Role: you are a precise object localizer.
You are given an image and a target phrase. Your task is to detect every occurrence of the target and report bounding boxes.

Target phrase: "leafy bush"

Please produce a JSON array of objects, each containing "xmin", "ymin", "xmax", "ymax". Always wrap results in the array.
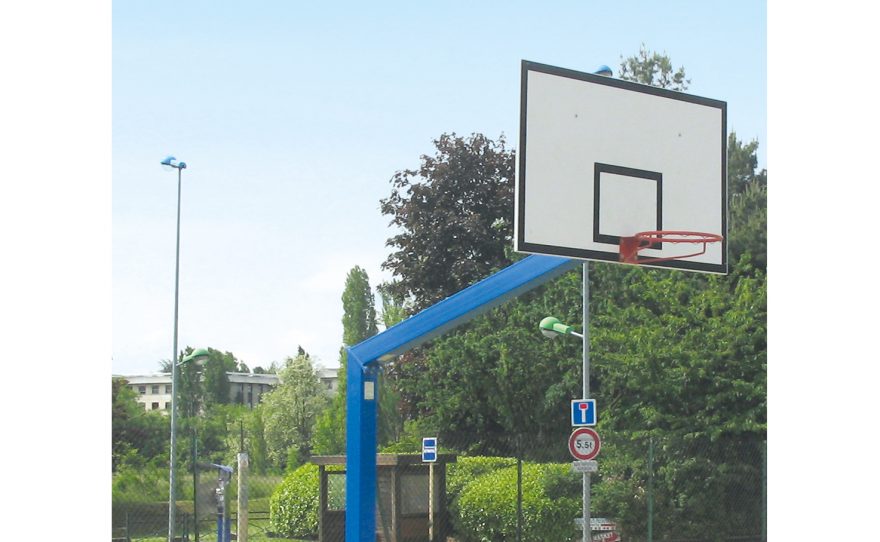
[
  {"xmin": 269, "ymin": 463, "xmax": 345, "ymax": 537},
  {"xmin": 269, "ymin": 463, "xmax": 320, "ymax": 538},
  {"xmin": 447, "ymin": 456, "xmax": 517, "ymax": 501},
  {"xmin": 456, "ymin": 462, "xmax": 579, "ymax": 542},
  {"xmin": 112, "ymin": 464, "xmax": 169, "ymax": 504}
]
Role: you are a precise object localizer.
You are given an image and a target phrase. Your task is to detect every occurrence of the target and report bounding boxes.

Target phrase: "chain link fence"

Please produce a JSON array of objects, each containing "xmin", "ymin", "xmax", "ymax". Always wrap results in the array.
[
  {"xmin": 112, "ymin": 410, "xmax": 765, "ymax": 542},
  {"xmin": 382, "ymin": 401, "xmax": 767, "ymax": 542},
  {"xmin": 114, "ymin": 342, "xmax": 765, "ymax": 542}
]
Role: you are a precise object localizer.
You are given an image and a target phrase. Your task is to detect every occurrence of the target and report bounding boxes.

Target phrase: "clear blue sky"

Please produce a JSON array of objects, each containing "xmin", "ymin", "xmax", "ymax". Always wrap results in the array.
[{"xmin": 112, "ymin": 1, "xmax": 766, "ymax": 374}]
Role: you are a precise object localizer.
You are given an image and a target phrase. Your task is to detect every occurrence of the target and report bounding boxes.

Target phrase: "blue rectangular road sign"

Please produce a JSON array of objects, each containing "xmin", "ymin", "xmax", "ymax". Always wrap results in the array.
[
  {"xmin": 422, "ymin": 437, "xmax": 438, "ymax": 463},
  {"xmin": 571, "ymin": 399, "xmax": 597, "ymax": 426}
]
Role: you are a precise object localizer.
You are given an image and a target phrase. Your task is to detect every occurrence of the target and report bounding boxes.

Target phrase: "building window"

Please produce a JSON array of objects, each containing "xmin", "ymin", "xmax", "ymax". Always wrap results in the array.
[
  {"xmin": 165, "ymin": 385, "xmax": 172, "ymax": 394},
  {"xmin": 151, "ymin": 402, "xmax": 160, "ymax": 410},
  {"xmin": 151, "ymin": 385, "xmax": 159, "ymax": 394},
  {"xmin": 165, "ymin": 402, "xmax": 171, "ymax": 410},
  {"xmin": 138, "ymin": 386, "xmax": 146, "ymax": 395}
]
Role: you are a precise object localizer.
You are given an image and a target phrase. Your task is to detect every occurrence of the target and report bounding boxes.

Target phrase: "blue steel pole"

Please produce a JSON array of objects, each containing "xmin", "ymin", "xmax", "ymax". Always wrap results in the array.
[{"xmin": 345, "ymin": 351, "xmax": 378, "ymax": 541}]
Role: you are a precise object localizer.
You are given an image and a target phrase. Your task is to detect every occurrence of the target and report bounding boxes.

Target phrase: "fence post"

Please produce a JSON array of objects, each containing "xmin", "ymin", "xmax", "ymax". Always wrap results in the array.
[
  {"xmin": 647, "ymin": 436, "xmax": 654, "ymax": 542},
  {"xmin": 762, "ymin": 440, "xmax": 767, "ymax": 542},
  {"xmin": 238, "ymin": 452, "xmax": 249, "ymax": 542},
  {"xmin": 192, "ymin": 431, "xmax": 199, "ymax": 542},
  {"xmin": 516, "ymin": 453, "xmax": 523, "ymax": 542}
]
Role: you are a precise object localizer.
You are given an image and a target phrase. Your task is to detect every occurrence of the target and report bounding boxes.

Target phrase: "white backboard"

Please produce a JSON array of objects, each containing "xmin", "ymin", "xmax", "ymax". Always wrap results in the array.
[{"xmin": 515, "ymin": 61, "xmax": 728, "ymax": 274}]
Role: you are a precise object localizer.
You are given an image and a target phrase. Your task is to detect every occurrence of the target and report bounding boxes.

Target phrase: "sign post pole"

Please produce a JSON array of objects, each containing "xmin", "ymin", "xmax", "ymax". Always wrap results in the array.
[{"xmin": 582, "ymin": 262, "xmax": 590, "ymax": 542}]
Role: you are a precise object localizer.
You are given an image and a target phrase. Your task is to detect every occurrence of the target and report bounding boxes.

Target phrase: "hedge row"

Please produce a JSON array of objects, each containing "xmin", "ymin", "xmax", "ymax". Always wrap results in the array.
[{"xmin": 268, "ymin": 456, "xmax": 580, "ymax": 540}]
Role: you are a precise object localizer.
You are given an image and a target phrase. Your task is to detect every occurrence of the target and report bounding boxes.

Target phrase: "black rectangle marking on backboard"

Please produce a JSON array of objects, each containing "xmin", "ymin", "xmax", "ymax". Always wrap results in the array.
[{"xmin": 593, "ymin": 163, "xmax": 663, "ymax": 246}]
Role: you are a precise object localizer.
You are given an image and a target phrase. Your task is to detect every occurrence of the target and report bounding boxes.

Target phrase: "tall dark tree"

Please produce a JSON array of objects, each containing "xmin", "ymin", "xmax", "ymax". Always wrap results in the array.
[
  {"xmin": 202, "ymin": 348, "xmax": 239, "ymax": 406},
  {"xmin": 341, "ymin": 266, "xmax": 378, "ymax": 346},
  {"xmin": 380, "ymin": 132, "xmax": 515, "ymax": 312}
]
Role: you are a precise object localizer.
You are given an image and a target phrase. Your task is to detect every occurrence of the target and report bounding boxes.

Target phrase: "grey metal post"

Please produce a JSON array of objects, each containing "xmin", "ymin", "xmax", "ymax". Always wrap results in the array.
[
  {"xmin": 238, "ymin": 452, "xmax": 249, "ymax": 542},
  {"xmin": 582, "ymin": 262, "xmax": 590, "ymax": 542},
  {"xmin": 647, "ymin": 436, "xmax": 653, "ymax": 542},
  {"xmin": 762, "ymin": 440, "xmax": 767, "ymax": 542},
  {"xmin": 193, "ymin": 430, "xmax": 199, "ymax": 542},
  {"xmin": 168, "ymin": 166, "xmax": 183, "ymax": 542}
]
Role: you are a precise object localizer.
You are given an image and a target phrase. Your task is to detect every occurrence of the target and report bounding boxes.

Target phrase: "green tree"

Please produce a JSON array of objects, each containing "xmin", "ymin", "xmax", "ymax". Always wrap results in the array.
[
  {"xmin": 727, "ymin": 132, "xmax": 767, "ymax": 196},
  {"xmin": 202, "ymin": 348, "xmax": 239, "ymax": 406},
  {"xmin": 313, "ymin": 266, "xmax": 381, "ymax": 454},
  {"xmin": 393, "ymin": 271, "xmax": 583, "ymax": 460},
  {"xmin": 380, "ymin": 132, "xmax": 516, "ymax": 312},
  {"xmin": 618, "ymin": 43, "xmax": 690, "ymax": 90},
  {"xmin": 158, "ymin": 346, "xmax": 242, "ymax": 412},
  {"xmin": 261, "ymin": 349, "xmax": 330, "ymax": 470},
  {"xmin": 112, "ymin": 377, "xmax": 169, "ymax": 470},
  {"xmin": 341, "ymin": 266, "xmax": 378, "ymax": 345},
  {"xmin": 590, "ymin": 260, "xmax": 766, "ymax": 539},
  {"xmin": 248, "ymin": 406, "xmax": 269, "ymax": 474},
  {"xmin": 727, "ymin": 132, "xmax": 767, "ymax": 271}
]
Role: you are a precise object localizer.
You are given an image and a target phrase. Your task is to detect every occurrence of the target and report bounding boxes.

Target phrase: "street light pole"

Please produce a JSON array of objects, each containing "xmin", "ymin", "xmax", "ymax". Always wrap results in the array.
[
  {"xmin": 538, "ymin": 262, "xmax": 592, "ymax": 542},
  {"xmin": 162, "ymin": 155, "xmax": 188, "ymax": 542},
  {"xmin": 581, "ymin": 262, "xmax": 590, "ymax": 542},
  {"xmin": 541, "ymin": 65, "xmax": 609, "ymax": 542}
]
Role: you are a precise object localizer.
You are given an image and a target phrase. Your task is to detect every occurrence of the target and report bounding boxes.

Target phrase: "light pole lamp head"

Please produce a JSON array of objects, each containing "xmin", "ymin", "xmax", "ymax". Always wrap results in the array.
[
  {"xmin": 160, "ymin": 155, "xmax": 186, "ymax": 170},
  {"xmin": 539, "ymin": 316, "xmax": 576, "ymax": 339},
  {"xmin": 179, "ymin": 347, "xmax": 210, "ymax": 368}
]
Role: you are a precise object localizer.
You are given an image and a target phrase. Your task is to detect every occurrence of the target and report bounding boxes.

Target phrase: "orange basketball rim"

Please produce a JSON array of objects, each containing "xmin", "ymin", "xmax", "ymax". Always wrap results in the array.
[{"xmin": 619, "ymin": 230, "xmax": 724, "ymax": 265}]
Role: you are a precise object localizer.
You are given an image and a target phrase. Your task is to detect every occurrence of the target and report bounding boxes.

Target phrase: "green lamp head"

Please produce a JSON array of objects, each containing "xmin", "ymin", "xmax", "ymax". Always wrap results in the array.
[
  {"xmin": 539, "ymin": 316, "xmax": 575, "ymax": 339},
  {"xmin": 180, "ymin": 347, "xmax": 210, "ymax": 367}
]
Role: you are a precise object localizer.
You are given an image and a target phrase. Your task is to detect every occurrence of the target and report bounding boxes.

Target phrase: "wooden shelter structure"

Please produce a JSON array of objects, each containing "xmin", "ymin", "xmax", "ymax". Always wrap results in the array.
[{"xmin": 312, "ymin": 454, "xmax": 457, "ymax": 542}]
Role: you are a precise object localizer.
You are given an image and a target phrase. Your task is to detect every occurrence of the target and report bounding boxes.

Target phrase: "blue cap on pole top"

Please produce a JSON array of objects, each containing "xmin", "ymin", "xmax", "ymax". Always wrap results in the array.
[{"xmin": 594, "ymin": 65, "xmax": 612, "ymax": 77}]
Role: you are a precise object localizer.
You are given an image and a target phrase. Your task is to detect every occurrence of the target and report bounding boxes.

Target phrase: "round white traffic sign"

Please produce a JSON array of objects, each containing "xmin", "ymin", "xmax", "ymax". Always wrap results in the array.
[{"xmin": 568, "ymin": 427, "xmax": 601, "ymax": 460}]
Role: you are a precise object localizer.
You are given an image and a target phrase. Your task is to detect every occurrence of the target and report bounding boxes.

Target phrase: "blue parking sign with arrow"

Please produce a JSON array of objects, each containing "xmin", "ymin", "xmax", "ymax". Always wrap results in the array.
[{"xmin": 571, "ymin": 399, "xmax": 597, "ymax": 426}]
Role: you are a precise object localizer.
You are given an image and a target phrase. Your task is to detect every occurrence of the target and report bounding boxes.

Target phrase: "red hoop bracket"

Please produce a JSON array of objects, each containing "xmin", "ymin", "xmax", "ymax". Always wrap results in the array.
[{"xmin": 619, "ymin": 230, "xmax": 723, "ymax": 264}]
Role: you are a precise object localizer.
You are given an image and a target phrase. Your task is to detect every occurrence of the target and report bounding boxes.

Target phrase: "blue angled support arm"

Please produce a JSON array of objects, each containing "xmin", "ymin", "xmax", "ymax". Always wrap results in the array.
[{"xmin": 344, "ymin": 254, "xmax": 578, "ymax": 541}]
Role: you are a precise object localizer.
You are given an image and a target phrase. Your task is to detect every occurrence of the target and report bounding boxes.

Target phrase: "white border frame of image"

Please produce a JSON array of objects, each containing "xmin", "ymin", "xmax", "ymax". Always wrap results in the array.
[{"xmin": 515, "ymin": 60, "xmax": 728, "ymax": 274}]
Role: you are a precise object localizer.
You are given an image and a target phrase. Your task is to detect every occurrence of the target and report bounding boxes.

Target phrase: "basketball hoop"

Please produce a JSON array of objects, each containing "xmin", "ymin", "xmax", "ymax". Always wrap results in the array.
[{"xmin": 619, "ymin": 231, "xmax": 723, "ymax": 265}]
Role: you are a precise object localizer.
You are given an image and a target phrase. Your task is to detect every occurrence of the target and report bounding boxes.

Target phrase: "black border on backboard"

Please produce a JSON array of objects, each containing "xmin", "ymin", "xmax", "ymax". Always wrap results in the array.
[
  {"xmin": 516, "ymin": 60, "xmax": 728, "ymax": 274},
  {"xmin": 593, "ymin": 163, "xmax": 663, "ymax": 246}
]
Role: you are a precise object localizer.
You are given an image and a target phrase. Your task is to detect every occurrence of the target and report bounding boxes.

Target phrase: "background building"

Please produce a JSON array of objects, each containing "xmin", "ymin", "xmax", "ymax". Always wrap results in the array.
[{"xmin": 116, "ymin": 368, "xmax": 339, "ymax": 411}]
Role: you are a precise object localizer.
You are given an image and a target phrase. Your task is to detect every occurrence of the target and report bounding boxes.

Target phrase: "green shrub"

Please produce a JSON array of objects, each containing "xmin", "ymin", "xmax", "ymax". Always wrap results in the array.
[
  {"xmin": 269, "ymin": 463, "xmax": 320, "ymax": 538},
  {"xmin": 447, "ymin": 456, "xmax": 517, "ymax": 500},
  {"xmin": 112, "ymin": 464, "xmax": 169, "ymax": 504},
  {"xmin": 456, "ymin": 463, "xmax": 579, "ymax": 542}
]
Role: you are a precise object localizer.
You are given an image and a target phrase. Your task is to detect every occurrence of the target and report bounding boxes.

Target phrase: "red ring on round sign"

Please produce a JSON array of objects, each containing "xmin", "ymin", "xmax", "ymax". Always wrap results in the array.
[{"xmin": 569, "ymin": 427, "xmax": 601, "ymax": 460}]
